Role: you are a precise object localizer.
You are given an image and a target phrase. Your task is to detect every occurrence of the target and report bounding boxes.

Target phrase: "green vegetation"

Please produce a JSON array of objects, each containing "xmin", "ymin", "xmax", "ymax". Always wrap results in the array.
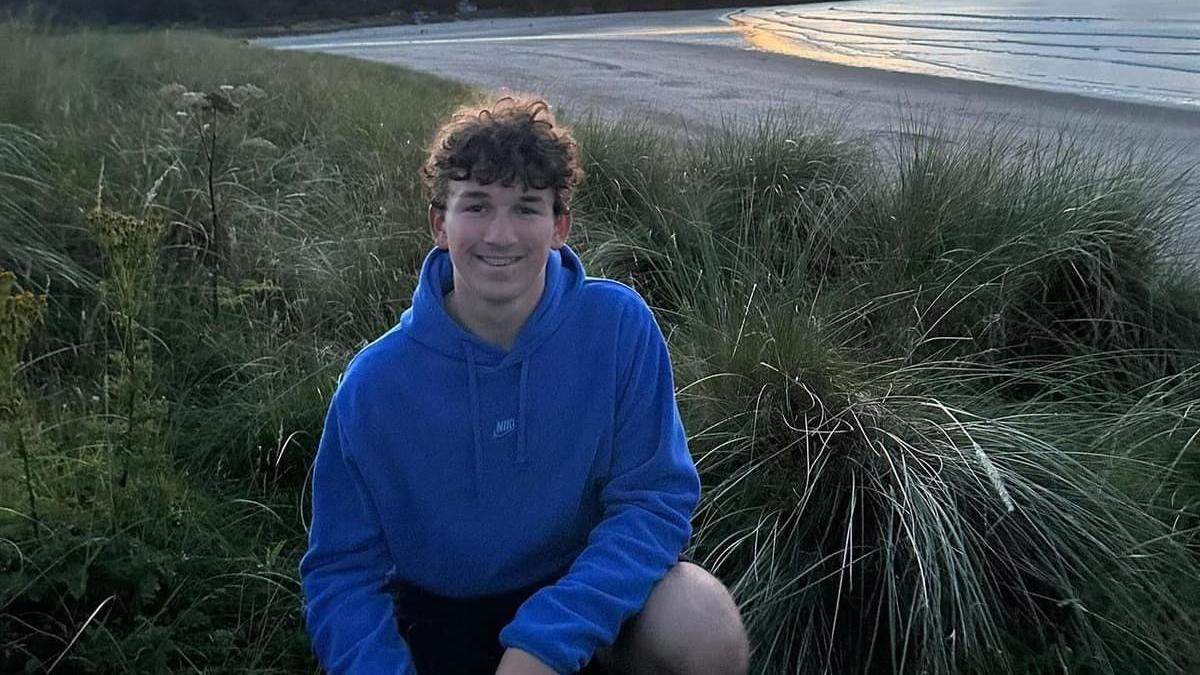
[{"xmin": 2, "ymin": 18, "xmax": 1199, "ymax": 675}]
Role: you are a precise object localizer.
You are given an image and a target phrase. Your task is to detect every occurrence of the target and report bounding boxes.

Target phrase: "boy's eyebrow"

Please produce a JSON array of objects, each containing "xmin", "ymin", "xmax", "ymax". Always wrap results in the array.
[{"xmin": 455, "ymin": 190, "xmax": 547, "ymax": 203}]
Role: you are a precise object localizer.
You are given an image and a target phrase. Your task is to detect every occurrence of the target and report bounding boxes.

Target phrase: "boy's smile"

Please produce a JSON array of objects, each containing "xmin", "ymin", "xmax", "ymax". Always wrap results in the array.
[{"xmin": 430, "ymin": 178, "xmax": 571, "ymax": 346}]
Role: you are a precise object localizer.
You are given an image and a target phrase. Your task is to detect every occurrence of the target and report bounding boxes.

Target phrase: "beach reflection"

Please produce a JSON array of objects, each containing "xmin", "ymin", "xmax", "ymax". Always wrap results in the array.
[{"xmin": 730, "ymin": 0, "xmax": 1200, "ymax": 110}]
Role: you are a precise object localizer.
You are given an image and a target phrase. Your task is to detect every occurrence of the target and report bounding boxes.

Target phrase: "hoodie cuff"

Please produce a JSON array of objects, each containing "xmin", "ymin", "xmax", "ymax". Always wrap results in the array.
[{"xmin": 498, "ymin": 627, "xmax": 578, "ymax": 675}]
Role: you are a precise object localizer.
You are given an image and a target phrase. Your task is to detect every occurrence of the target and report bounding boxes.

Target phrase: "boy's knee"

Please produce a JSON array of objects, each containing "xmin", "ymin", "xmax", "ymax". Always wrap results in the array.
[{"xmin": 622, "ymin": 562, "xmax": 750, "ymax": 675}]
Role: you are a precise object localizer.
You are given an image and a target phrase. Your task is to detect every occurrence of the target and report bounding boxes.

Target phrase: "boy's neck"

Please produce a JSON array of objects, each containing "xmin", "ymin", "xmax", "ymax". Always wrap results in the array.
[{"xmin": 443, "ymin": 282, "xmax": 543, "ymax": 352}]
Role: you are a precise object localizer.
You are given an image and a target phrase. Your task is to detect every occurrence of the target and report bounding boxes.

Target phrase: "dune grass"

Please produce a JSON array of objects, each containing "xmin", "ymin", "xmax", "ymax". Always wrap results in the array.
[{"xmin": 2, "ymin": 18, "xmax": 1199, "ymax": 674}]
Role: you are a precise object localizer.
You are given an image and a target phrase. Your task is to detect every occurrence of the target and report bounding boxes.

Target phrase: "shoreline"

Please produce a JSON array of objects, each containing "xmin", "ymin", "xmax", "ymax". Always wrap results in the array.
[
  {"xmin": 259, "ymin": 9, "xmax": 1200, "ymax": 203},
  {"xmin": 722, "ymin": 9, "xmax": 1200, "ymax": 116},
  {"xmin": 260, "ymin": 14, "xmax": 1200, "ymax": 144},
  {"xmin": 258, "ymin": 9, "xmax": 1200, "ymax": 125}
]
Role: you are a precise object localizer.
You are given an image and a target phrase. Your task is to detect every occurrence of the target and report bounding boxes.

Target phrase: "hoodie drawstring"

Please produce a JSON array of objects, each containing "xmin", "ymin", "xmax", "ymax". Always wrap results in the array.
[
  {"xmin": 464, "ymin": 342, "xmax": 484, "ymax": 499},
  {"xmin": 464, "ymin": 342, "xmax": 531, "ymax": 497},
  {"xmin": 517, "ymin": 360, "xmax": 529, "ymax": 465}
]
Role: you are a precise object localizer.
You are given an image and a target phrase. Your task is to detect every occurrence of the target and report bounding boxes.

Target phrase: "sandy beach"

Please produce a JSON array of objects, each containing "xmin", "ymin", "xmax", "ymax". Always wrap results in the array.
[{"xmin": 261, "ymin": 8, "xmax": 1200, "ymax": 199}]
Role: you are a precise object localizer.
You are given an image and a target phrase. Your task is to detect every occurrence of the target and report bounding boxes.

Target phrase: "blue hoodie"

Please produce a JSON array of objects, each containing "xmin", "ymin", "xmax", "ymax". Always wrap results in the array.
[{"xmin": 300, "ymin": 244, "xmax": 701, "ymax": 674}]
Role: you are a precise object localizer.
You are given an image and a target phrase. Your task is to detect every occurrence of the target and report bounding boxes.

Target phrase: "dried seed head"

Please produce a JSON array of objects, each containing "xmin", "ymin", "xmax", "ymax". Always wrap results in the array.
[
  {"xmin": 0, "ymin": 270, "xmax": 48, "ymax": 382},
  {"xmin": 233, "ymin": 83, "xmax": 267, "ymax": 101},
  {"xmin": 180, "ymin": 91, "xmax": 206, "ymax": 109},
  {"xmin": 203, "ymin": 91, "xmax": 240, "ymax": 116},
  {"xmin": 157, "ymin": 83, "xmax": 187, "ymax": 103}
]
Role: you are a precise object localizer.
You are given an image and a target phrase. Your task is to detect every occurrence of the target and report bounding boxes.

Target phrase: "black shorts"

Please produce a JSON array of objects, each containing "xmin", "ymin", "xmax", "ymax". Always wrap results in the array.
[{"xmin": 391, "ymin": 554, "xmax": 703, "ymax": 675}]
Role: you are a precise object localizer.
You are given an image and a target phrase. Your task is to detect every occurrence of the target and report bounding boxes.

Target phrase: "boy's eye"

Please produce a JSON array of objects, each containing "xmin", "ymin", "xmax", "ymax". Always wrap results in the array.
[{"xmin": 465, "ymin": 204, "xmax": 486, "ymax": 213}]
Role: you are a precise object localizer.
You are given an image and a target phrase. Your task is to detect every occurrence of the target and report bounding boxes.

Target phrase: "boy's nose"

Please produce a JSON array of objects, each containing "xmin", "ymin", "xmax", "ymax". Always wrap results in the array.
[{"xmin": 482, "ymin": 214, "xmax": 519, "ymax": 246}]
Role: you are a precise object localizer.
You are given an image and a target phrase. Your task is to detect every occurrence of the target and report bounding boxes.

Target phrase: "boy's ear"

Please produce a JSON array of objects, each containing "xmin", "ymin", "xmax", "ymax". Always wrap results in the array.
[
  {"xmin": 551, "ymin": 211, "xmax": 572, "ymax": 249},
  {"xmin": 429, "ymin": 205, "xmax": 448, "ymax": 249}
]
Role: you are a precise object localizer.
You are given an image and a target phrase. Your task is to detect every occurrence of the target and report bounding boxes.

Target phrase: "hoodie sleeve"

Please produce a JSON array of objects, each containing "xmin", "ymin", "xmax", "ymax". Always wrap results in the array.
[
  {"xmin": 300, "ymin": 394, "xmax": 416, "ymax": 674},
  {"xmin": 498, "ymin": 297, "xmax": 701, "ymax": 673}
]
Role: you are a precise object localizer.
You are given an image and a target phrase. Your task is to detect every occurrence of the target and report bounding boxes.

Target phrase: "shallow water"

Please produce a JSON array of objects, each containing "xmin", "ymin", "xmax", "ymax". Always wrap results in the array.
[{"xmin": 733, "ymin": 0, "xmax": 1200, "ymax": 110}]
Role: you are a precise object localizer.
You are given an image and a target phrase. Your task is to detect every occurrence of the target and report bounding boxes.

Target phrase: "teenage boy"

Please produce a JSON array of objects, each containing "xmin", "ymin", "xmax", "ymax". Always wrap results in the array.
[{"xmin": 300, "ymin": 96, "xmax": 750, "ymax": 675}]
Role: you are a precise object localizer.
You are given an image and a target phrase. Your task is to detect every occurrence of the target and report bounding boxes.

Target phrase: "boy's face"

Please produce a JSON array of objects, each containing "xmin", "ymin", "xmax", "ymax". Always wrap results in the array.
[{"xmin": 430, "ymin": 178, "xmax": 571, "ymax": 315}]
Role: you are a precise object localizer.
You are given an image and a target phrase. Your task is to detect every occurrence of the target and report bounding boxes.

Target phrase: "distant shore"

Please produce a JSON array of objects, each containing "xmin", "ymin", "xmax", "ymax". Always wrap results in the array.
[
  {"xmin": 260, "ymin": 9, "xmax": 1200, "ymax": 148},
  {"xmin": 261, "ymin": 8, "xmax": 1200, "ymax": 248}
]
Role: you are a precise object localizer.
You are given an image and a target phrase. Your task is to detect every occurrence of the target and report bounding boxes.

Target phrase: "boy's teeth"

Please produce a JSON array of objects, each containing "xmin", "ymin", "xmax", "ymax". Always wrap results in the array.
[{"xmin": 481, "ymin": 256, "xmax": 518, "ymax": 266}]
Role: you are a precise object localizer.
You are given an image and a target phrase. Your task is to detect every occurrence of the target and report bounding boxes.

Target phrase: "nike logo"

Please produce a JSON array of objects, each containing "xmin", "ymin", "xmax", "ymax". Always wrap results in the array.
[{"xmin": 493, "ymin": 418, "xmax": 516, "ymax": 439}]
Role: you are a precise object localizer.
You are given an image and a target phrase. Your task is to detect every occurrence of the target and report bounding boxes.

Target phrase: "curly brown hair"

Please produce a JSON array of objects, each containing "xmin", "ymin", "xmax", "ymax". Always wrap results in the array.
[{"xmin": 421, "ymin": 95, "xmax": 585, "ymax": 215}]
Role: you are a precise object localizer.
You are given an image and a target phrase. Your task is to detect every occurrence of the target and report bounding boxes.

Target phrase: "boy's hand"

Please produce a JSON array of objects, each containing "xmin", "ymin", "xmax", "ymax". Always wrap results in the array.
[{"xmin": 494, "ymin": 647, "xmax": 557, "ymax": 675}]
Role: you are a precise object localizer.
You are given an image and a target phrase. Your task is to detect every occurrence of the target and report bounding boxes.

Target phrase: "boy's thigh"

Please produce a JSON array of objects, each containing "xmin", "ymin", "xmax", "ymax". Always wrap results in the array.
[
  {"xmin": 394, "ymin": 581, "xmax": 518, "ymax": 674},
  {"xmin": 395, "ymin": 554, "xmax": 705, "ymax": 674},
  {"xmin": 398, "ymin": 598, "xmax": 616, "ymax": 675},
  {"xmin": 402, "ymin": 613, "xmax": 507, "ymax": 673}
]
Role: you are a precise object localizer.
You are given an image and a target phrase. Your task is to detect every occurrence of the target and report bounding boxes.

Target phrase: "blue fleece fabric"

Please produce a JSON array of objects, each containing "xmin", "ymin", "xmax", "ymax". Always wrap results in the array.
[{"xmin": 300, "ymin": 245, "xmax": 701, "ymax": 674}]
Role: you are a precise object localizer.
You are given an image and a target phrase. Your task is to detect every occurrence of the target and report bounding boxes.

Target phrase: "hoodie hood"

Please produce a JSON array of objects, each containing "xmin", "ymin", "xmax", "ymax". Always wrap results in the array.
[{"xmin": 397, "ymin": 245, "xmax": 586, "ymax": 496}]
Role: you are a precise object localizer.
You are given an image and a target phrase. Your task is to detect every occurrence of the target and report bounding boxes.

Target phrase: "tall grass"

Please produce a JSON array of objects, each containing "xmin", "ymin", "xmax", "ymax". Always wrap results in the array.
[
  {"xmin": 577, "ymin": 108, "xmax": 1200, "ymax": 673},
  {"xmin": 2, "ymin": 18, "xmax": 1199, "ymax": 675},
  {"xmin": 0, "ymin": 19, "xmax": 468, "ymax": 673},
  {"xmin": 671, "ymin": 281, "xmax": 1199, "ymax": 673}
]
